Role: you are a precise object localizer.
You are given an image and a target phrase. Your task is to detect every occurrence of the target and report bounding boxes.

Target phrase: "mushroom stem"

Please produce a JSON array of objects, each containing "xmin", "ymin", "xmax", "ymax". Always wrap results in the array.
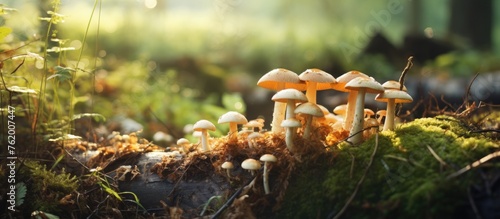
[
  {"xmin": 271, "ymin": 102, "xmax": 286, "ymax": 133},
  {"xmin": 344, "ymin": 91, "xmax": 358, "ymax": 131},
  {"xmin": 383, "ymin": 99, "xmax": 396, "ymax": 131},
  {"xmin": 303, "ymin": 115, "xmax": 313, "ymax": 140},
  {"xmin": 305, "ymin": 81, "xmax": 318, "ymax": 104},
  {"xmin": 348, "ymin": 89, "xmax": 366, "ymax": 144},
  {"xmin": 200, "ymin": 130, "xmax": 209, "ymax": 152},
  {"xmin": 228, "ymin": 123, "xmax": 238, "ymax": 140},
  {"xmin": 226, "ymin": 169, "xmax": 231, "ymax": 178},
  {"xmin": 263, "ymin": 162, "xmax": 271, "ymax": 194},
  {"xmin": 285, "ymin": 127, "xmax": 296, "ymax": 151}
]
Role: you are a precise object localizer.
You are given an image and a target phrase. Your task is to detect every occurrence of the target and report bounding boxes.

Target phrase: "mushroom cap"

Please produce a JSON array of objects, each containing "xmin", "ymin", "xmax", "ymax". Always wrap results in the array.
[
  {"xmin": 316, "ymin": 104, "xmax": 330, "ymax": 116},
  {"xmin": 245, "ymin": 120, "xmax": 264, "ymax": 129},
  {"xmin": 193, "ymin": 120, "xmax": 216, "ymax": 132},
  {"xmin": 218, "ymin": 111, "xmax": 248, "ymax": 125},
  {"xmin": 345, "ymin": 77, "xmax": 384, "ymax": 94},
  {"xmin": 176, "ymin": 138, "xmax": 190, "ymax": 146},
  {"xmin": 333, "ymin": 104, "xmax": 347, "ymax": 115},
  {"xmin": 382, "ymin": 80, "xmax": 407, "ymax": 91},
  {"xmin": 221, "ymin": 161, "xmax": 234, "ymax": 169},
  {"xmin": 281, "ymin": 118, "xmax": 302, "ymax": 128},
  {"xmin": 257, "ymin": 68, "xmax": 306, "ymax": 91},
  {"xmin": 272, "ymin": 88, "xmax": 308, "ymax": 103},
  {"xmin": 298, "ymin": 68, "xmax": 336, "ymax": 90},
  {"xmin": 376, "ymin": 110, "xmax": 387, "ymax": 116},
  {"xmin": 295, "ymin": 102, "xmax": 324, "ymax": 117},
  {"xmin": 364, "ymin": 108, "xmax": 375, "ymax": 117},
  {"xmin": 331, "ymin": 70, "xmax": 369, "ymax": 92},
  {"xmin": 241, "ymin": 158, "xmax": 261, "ymax": 170},
  {"xmin": 375, "ymin": 90, "xmax": 413, "ymax": 103},
  {"xmin": 260, "ymin": 154, "xmax": 277, "ymax": 162}
]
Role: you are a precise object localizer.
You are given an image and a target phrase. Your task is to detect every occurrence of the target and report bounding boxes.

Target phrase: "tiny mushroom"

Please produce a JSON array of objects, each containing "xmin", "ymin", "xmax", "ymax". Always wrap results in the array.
[
  {"xmin": 298, "ymin": 68, "xmax": 336, "ymax": 104},
  {"xmin": 245, "ymin": 119, "xmax": 265, "ymax": 132},
  {"xmin": 241, "ymin": 158, "xmax": 262, "ymax": 176},
  {"xmin": 363, "ymin": 118, "xmax": 380, "ymax": 138},
  {"xmin": 247, "ymin": 132, "xmax": 263, "ymax": 148},
  {"xmin": 281, "ymin": 118, "xmax": 302, "ymax": 152},
  {"xmin": 192, "ymin": 120, "xmax": 216, "ymax": 152},
  {"xmin": 260, "ymin": 154, "xmax": 278, "ymax": 194},
  {"xmin": 344, "ymin": 77, "xmax": 384, "ymax": 144},
  {"xmin": 257, "ymin": 68, "xmax": 306, "ymax": 134},
  {"xmin": 375, "ymin": 89, "xmax": 413, "ymax": 131},
  {"xmin": 364, "ymin": 108, "xmax": 375, "ymax": 120},
  {"xmin": 376, "ymin": 110, "xmax": 387, "ymax": 124},
  {"xmin": 331, "ymin": 71, "xmax": 370, "ymax": 131},
  {"xmin": 221, "ymin": 161, "xmax": 234, "ymax": 178},
  {"xmin": 294, "ymin": 102, "xmax": 324, "ymax": 140},
  {"xmin": 176, "ymin": 138, "xmax": 191, "ymax": 152},
  {"xmin": 218, "ymin": 111, "xmax": 248, "ymax": 141}
]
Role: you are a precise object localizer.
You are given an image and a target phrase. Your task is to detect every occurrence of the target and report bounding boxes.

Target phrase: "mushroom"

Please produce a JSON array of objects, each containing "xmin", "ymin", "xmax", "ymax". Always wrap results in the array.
[
  {"xmin": 192, "ymin": 120, "xmax": 216, "ymax": 152},
  {"xmin": 298, "ymin": 68, "xmax": 336, "ymax": 104},
  {"xmin": 271, "ymin": 88, "xmax": 308, "ymax": 120},
  {"xmin": 364, "ymin": 108, "xmax": 375, "ymax": 120},
  {"xmin": 376, "ymin": 110, "xmax": 387, "ymax": 124},
  {"xmin": 221, "ymin": 161, "xmax": 234, "ymax": 178},
  {"xmin": 281, "ymin": 118, "xmax": 302, "ymax": 152},
  {"xmin": 344, "ymin": 77, "xmax": 384, "ymax": 144},
  {"xmin": 257, "ymin": 68, "xmax": 306, "ymax": 134},
  {"xmin": 241, "ymin": 158, "xmax": 261, "ymax": 176},
  {"xmin": 176, "ymin": 138, "xmax": 191, "ymax": 152},
  {"xmin": 244, "ymin": 119, "xmax": 265, "ymax": 133},
  {"xmin": 331, "ymin": 71, "xmax": 369, "ymax": 131},
  {"xmin": 375, "ymin": 89, "xmax": 413, "ymax": 131},
  {"xmin": 218, "ymin": 111, "xmax": 248, "ymax": 142},
  {"xmin": 260, "ymin": 154, "xmax": 277, "ymax": 194},
  {"xmin": 294, "ymin": 102, "xmax": 324, "ymax": 140}
]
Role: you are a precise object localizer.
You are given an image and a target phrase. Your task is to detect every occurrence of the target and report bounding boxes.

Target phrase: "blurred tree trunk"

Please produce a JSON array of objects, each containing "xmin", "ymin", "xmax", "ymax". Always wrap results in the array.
[
  {"xmin": 449, "ymin": 0, "xmax": 492, "ymax": 50},
  {"xmin": 407, "ymin": 0, "xmax": 421, "ymax": 35}
]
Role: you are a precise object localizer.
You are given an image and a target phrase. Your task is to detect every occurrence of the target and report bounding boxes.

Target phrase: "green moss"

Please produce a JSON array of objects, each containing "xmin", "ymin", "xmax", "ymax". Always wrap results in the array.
[
  {"xmin": 23, "ymin": 161, "xmax": 78, "ymax": 212},
  {"xmin": 276, "ymin": 116, "xmax": 498, "ymax": 218}
]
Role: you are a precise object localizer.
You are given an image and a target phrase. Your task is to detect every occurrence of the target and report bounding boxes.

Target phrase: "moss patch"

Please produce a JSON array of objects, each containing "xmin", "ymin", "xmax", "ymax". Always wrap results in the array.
[{"xmin": 277, "ymin": 115, "xmax": 499, "ymax": 218}]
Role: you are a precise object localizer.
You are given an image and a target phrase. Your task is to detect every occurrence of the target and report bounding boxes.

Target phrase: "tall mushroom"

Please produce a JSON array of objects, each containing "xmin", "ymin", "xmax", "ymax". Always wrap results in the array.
[
  {"xmin": 257, "ymin": 68, "xmax": 306, "ymax": 134},
  {"xmin": 298, "ymin": 68, "xmax": 336, "ymax": 104},
  {"xmin": 344, "ymin": 77, "xmax": 384, "ymax": 144},
  {"xmin": 218, "ymin": 111, "xmax": 248, "ymax": 142},
  {"xmin": 260, "ymin": 154, "xmax": 277, "ymax": 195},
  {"xmin": 192, "ymin": 120, "xmax": 216, "ymax": 152},
  {"xmin": 294, "ymin": 102, "xmax": 324, "ymax": 140},
  {"xmin": 331, "ymin": 71, "xmax": 369, "ymax": 131},
  {"xmin": 375, "ymin": 89, "xmax": 413, "ymax": 131},
  {"xmin": 271, "ymin": 88, "xmax": 308, "ymax": 120}
]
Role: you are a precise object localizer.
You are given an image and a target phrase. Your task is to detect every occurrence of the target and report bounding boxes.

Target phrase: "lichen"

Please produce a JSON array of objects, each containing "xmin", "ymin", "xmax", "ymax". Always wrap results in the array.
[{"xmin": 276, "ymin": 115, "xmax": 499, "ymax": 218}]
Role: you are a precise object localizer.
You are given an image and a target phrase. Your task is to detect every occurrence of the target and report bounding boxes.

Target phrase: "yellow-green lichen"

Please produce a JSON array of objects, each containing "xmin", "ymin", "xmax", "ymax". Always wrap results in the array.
[{"xmin": 276, "ymin": 116, "xmax": 498, "ymax": 218}]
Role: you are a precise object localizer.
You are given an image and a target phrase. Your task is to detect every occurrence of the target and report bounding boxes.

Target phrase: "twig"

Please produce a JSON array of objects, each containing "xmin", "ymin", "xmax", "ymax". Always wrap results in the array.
[
  {"xmin": 467, "ymin": 187, "xmax": 482, "ymax": 219},
  {"xmin": 446, "ymin": 150, "xmax": 500, "ymax": 180},
  {"xmin": 210, "ymin": 175, "xmax": 257, "ymax": 219},
  {"xmin": 398, "ymin": 56, "xmax": 413, "ymax": 91},
  {"xmin": 332, "ymin": 132, "xmax": 379, "ymax": 219},
  {"xmin": 426, "ymin": 145, "xmax": 448, "ymax": 167}
]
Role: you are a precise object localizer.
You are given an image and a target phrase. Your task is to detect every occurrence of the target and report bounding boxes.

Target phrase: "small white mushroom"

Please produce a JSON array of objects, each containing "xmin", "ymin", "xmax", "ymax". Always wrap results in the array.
[
  {"xmin": 247, "ymin": 132, "xmax": 263, "ymax": 148},
  {"xmin": 192, "ymin": 120, "xmax": 216, "ymax": 152},
  {"xmin": 298, "ymin": 68, "xmax": 336, "ymax": 104},
  {"xmin": 176, "ymin": 138, "xmax": 191, "ymax": 152},
  {"xmin": 260, "ymin": 154, "xmax": 277, "ymax": 195},
  {"xmin": 221, "ymin": 161, "xmax": 234, "ymax": 178},
  {"xmin": 375, "ymin": 89, "xmax": 413, "ymax": 131},
  {"xmin": 281, "ymin": 118, "xmax": 302, "ymax": 152},
  {"xmin": 218, "ymin": 111, "xmax": 248, "ymax": 142},
  {"xmin": 241, "ymin": 158, "xmax": 261, "ymax": 176},
  {"xmin": 331, "ymin": 71, "xmax": 369, "ymax": 131},
  {"xmin": 294, "ymin": 102, "xmax": 324, "ymax": 140}
]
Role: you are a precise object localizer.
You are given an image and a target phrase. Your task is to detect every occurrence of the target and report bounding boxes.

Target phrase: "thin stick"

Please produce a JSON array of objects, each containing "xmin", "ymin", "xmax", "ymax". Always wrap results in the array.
[
  {"xmin": 446, "ymin": 150, "xmax": 500, "ymax": 180},
  {"xmin": 426, "ymin": 145, "xmax": 448, "ymax": 167},
  {"xmin": 333, "ymin": 132, "xmax": 379, "ymax": 219},
  {"xmin": 398, "ymin": 56, "xmax": 413, "ymax": 91}
]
